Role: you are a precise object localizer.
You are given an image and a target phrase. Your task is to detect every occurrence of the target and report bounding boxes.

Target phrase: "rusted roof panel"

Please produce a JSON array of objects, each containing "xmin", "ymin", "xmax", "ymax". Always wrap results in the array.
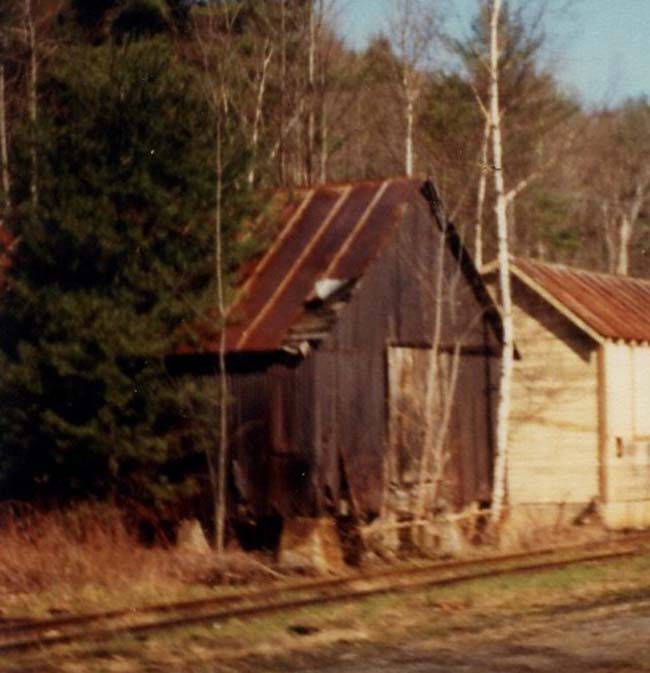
[
  {"xmin": 217, "ymin": 178, "xmax": 423, "ymax": 352},
  {"xmin": 513, "ymin": 257, "xmax": 650, "ymax": 342},
  {"xmin": 225, "ymin": 186, "xmax": 341, "ymax": 349},
  {"xmin": 330, "ymin": 180, "xmax": 417, "ymax": 279}
]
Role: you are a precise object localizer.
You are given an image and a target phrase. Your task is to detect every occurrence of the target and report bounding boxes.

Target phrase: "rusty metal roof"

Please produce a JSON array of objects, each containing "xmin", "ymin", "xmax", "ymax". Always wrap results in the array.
[
  {"xmin": 512, "ymin": 257, "xmax": 650, "ymax": 343},
  {"xmin": 209, "ymin": 178, "xmax": 425, "ymax": 352}
]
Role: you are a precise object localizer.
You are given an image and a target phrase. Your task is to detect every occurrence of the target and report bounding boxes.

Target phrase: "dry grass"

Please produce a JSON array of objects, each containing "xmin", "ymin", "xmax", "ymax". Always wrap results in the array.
[
  {"xmin": 0, "ymin": 504, "xmax": 167, "ymax": 594},
  {"xmin": 0, "ymin": 503, "xmax": 280, "ymax": 616}
]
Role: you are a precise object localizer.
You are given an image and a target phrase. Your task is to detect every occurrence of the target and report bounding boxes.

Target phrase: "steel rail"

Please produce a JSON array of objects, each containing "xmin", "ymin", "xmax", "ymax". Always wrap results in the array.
[
  {"xmin": 1, "ymin": 536, "xmax": 649, "ymax": 654},
  {"xmin": 0, "ymin": 547, "xmax": 557, "ymax": 637},
  {"xmin": 5, "ymin": 530, "xmax": 650, "ymax": 640}
]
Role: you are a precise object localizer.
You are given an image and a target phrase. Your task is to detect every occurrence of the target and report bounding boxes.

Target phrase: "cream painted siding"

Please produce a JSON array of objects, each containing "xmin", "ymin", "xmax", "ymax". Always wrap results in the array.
[
  {"xmin": 602, "ymin": 342, "xmax": 650, "ymax": 521},
  {"xmin": 507, "ymin": 281, "xmax": 600, "ymax": 505},
  {"xmin": 633, "ymin": 347, "xmax": 650, "ymax": 437}
]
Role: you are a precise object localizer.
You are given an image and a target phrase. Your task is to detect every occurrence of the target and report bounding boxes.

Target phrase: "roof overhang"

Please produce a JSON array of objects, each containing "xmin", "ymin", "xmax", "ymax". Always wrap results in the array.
[{"xmin": 482, "ymin": 258, "xmax": 606, "ymax": 346}]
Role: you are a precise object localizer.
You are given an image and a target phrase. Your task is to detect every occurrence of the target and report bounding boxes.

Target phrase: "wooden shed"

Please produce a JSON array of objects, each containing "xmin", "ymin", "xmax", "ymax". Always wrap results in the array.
[
  {"xmin": 182, "ymin": 178, "xmax": 501, "ymax": 546},
  {"xmin": 484, "ymin": 258, "xmax": 650, "ymax": 530}
]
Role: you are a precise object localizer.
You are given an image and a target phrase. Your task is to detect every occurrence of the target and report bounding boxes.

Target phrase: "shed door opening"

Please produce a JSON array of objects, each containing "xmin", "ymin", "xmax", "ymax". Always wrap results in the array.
[
  {"xmin": 387, "ymin": 346, "xmax": 495, "ymax": 512},
  {"xmin": 386, "ymin": 346, "xmax": 456, "ymax": 511}
]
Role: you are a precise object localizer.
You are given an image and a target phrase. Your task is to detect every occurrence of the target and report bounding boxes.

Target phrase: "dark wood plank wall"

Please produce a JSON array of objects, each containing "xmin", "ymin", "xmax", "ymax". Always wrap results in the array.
[{"xmin": 228, "ymin": 197, "xmax": 498, "ymax": 521}]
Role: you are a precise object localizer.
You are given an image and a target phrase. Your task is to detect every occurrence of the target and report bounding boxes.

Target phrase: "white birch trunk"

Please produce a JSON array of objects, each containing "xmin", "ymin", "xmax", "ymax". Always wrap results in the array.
[
  {"xmin": 488, "ymin": 0, "xmax": 513, "ymax": 524},
  {"xmin": 247, "ymin": 43, "xmax": 273, "ymax": 186},
  {"xmin": 413, "ymin": 211, "xmax": 447, "ymax": 522},
  {"xmin": 411, "ymin": 184, "xmax": 464, "ymax": 533}
]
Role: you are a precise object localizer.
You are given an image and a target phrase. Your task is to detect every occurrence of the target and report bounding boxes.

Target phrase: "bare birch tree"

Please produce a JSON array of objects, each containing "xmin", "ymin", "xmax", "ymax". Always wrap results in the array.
[
  {"xmin": 247, "ymin": 39, "xmax": 274, "ymax": 185},
  {"xmin": 474, "ymin": 106, "xmax": 491, "ymax": 268},
  {"xmin": 457, "ymin": 0, "xmax": 576, "ymax": 265},
  {"xmin": 386, "ymin": 0, "xmax": 440, "ymax": 177},
  {"xmin": 412, "ymin": 182, "xmax": 465, "ymax": 532},
  {"xmin": 372, "ymin": 180, "xmax": 491, "ymax": 554},
  {"xmin": 486, "ymin": 0, "xmax": 513, "ymax": 524}
]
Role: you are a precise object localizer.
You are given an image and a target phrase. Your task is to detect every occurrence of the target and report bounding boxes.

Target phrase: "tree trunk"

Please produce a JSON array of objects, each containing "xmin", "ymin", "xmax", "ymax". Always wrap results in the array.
[
  {"xmin": 0, "ymin": 63, "xmax": 10, "ymax": 214},
  {"xmin": 320, "ymin": 88, "xmax": 328, "ymax": 183},
  {"xmin": 413, "ymin": 200, "xmax": 447, "ymax": 523},
  {"xmin": 616, "ymin": 214, "xmax": 631, "ymax": 275},
  {"xmin": 475, "ymin": 116, "xmax": 490, "ymax": 269},
  {"xmin": 306, "ymin": 2, "xmax": 316, "ymax": 185},
  {"xmin": 405, "ymin": 88, "xmax": 415, "ymax": 177},
  {"xmin": 279, "ymin": 0, "xmax": 286, "ymax": 185},
  {"xmin": 214, "ymin": 119, "xmax": 228, "ymax": 553},
  {"xmin": 616, "ymin": 182, "xmax": 646, "ymax": 275},
  {"xmin": 488, "ymin": 0, "xmax": 513, "ymax": 525},
  {"xmin": 600, "ymin": 202, "xmax": 617, "ymax": 273},
  {"xmin": 411, "ymin": 182, "xmax": 463, "ymax": 538},
  {"xmin": 25, "ymin": 0, "xmax": 38, "ymax": 208},
  {"xmin": 248, "ymin": 42, "xmax": 273, "ymax": 186}
]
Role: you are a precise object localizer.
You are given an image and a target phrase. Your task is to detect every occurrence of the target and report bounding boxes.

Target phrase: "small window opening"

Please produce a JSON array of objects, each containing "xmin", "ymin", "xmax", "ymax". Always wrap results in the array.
[{"xmin": 616, "ymin": 436, "xmax": 624, "ymax": 458}]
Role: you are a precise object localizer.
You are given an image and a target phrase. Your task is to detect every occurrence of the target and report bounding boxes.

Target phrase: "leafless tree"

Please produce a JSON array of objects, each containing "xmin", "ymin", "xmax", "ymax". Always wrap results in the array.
[
  {"xmin": 385, "ymin": 0, "xmax": 441, "ymax": 177},
  {"xmin": 459, "ymin": 0, "xmax": 575, "ymax": 266},
  {"xmin": 486, "ymin": 0, "xmax": 512, "ymax": 525},
  {"xmin": 582, "ymin": 103, "xmax": 650, "ymax": 275},
  {"xmin": 191, "ymin": 2, "xmax": 242, "ymax": 552}
]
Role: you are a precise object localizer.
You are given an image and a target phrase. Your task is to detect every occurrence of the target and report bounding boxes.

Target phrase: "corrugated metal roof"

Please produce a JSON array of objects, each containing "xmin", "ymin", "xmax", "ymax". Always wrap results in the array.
[
  {"xmin": 512, "ymin": 257, "xmax": 650, "ymax": 343},
  {"xmin": 211, "ymin": 178, "xmax": 425, "ymax": 352}
]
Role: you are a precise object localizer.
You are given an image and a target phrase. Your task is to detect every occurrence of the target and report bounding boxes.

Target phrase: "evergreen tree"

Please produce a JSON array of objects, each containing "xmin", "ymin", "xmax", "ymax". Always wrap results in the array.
[
  {"xmin": 63, "ymin": 0, "xmax": 191, "ymax": 43},
  {"xmin": 0, "ymin": 39, "xmax": 254, "ymax": 511}
]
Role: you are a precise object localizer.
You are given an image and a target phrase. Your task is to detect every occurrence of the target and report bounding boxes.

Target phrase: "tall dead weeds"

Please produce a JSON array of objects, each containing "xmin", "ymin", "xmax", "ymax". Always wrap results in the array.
[
  {"xmin": 0, "ymin": 504, "xmax": 280, "ymax": 606},
  {"xmin": 0, "ymin": 503, "xmax": 175, "ymax": 596}
]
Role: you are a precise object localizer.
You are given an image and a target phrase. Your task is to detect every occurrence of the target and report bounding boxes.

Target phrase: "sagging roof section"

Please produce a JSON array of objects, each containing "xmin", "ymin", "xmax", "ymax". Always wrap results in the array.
[
  {"xmin": 220, "ymin": 178, "xmax": 423, "ymax": 352},
  {"xmin": 512, "ymin": 257, "xmax": 650, "ymax": 343}
]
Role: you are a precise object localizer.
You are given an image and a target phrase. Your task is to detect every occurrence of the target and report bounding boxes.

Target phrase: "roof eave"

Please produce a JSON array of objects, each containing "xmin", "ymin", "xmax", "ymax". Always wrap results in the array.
[{"xmin": 509, "ymin": 264, "xmax": 606, "ymax": 346}]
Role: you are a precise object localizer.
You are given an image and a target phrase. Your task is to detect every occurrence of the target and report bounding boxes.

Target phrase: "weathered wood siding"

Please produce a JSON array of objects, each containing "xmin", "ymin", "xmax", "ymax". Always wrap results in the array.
[
  {"xmin": 507, "ymin": 279, "xmax": 600, "ymax": 506},
  {"xmin": 311, "ymin": 198, "xmax": 498, "ymax": 517},
  {"xmin": 227, "ymin": 198, "xmax": 499, "ymax": 521},
  {"xmin": 601, "ymin": 342, "xmax": 650, "ymax": 527}
]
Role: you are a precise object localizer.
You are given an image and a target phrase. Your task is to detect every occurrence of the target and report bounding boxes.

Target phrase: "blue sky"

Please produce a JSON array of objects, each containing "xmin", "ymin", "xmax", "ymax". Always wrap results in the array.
[{"xmin": 338, "ymin": 0, "xmax": 650, "ymax": 107}]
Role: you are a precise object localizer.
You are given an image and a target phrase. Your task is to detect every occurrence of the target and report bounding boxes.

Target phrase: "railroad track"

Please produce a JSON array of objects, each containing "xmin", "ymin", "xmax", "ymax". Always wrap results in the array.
[{"xmin": 2, "ymin": 533, "xmax": 650, "ymax": 654}]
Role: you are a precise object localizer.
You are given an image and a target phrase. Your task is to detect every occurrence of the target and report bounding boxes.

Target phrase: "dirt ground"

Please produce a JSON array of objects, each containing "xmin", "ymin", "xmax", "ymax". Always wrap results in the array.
[{"xmin": 253, "ymin": 597, "xmax": 650, "ymax": 673}]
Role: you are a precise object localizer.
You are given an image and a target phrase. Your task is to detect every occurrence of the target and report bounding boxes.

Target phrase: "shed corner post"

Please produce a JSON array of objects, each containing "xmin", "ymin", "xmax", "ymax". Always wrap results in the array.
[{"xmin": 597, "ymin": 341, "xmax": 610, "ymax": 519}]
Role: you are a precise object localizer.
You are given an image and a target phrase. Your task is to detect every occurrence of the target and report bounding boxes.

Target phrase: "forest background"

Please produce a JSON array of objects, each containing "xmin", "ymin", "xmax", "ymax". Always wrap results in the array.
[{"xmin": 0, "ymin": 0, "xmax": 649, "ymax": 529}]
